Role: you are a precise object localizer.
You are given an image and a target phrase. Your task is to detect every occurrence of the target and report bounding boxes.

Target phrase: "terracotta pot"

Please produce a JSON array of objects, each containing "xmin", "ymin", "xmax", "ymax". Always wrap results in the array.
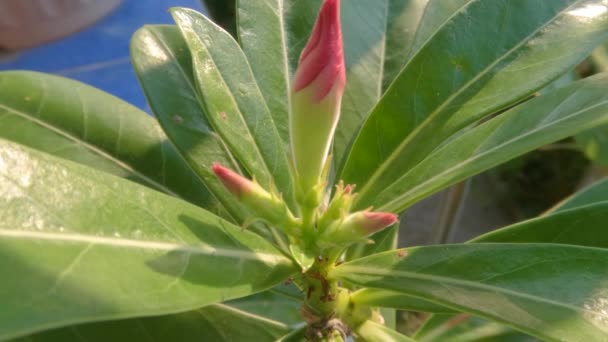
[{"xmin": 0, "ymin": 0, "xmax": 123, "ymax": 50}]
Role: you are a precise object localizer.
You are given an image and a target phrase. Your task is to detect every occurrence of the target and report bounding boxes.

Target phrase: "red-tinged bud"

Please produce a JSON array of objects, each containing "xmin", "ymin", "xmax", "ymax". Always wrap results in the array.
[
  {"xmin": 358, "ymin": 212, "xmax": 399, "ymax": 234},
  {"xmin": 212, "ymin": 163, "xmax": 297, "ymax": 229},
  {"xmin": 319, "ymin": 210, "xmax": 398, "ymax": 248},
  {"xmin": 293, "ymin": 0, "xmax": 345, "ymax": 102},
  {"xmin": 290, "ymin": 0, "xmax": 346, "ymax": 204},
  {"xmin": 212, "ymin": 163, "xmax": 254, "ymax": 199}
]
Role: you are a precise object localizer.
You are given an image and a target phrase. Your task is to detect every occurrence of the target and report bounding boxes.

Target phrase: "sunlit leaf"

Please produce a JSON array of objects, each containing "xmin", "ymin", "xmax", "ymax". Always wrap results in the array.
[{"xmin": 0, "ymin": 139, "xmax": 296, "ymax": 339}]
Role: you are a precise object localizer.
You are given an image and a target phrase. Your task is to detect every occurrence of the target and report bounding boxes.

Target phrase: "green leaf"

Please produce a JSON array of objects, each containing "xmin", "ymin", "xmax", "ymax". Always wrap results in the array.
[
  {"xmin": 337, "ymin": 0, "xmax": 477, "ymax": 169},
  {"xmin": 341, "ymin": 0, "xmax": 608, "ymax": 210},
  {"xmin": 226, "ymin": 286, "xmax": 302, "ymax": 326},
  {"xmin": 345, "ymin": 225, "xmax": 398, "ymax": 261},
  {"xmin": 130, "ymin": 25, "xmax": 245, "ymax": 223},
  {"xmin": 353, "ymin": 194, "xmax": 608, "ymax": 320},
  {"xmin": 130, "ymin": 25, "xmax": 283, "ymax": 245},
  {"xmin": 351, "ymin": 289, "xmax": 455, "ymax": 314},
  {"xmin": 0, "ymin": 71, "xmax": 225, "ymax": 216},
  {"xmin": 12, "ymin": 304, "xmax": 290, "ymax": 342},
  {"xmin": 235, "ymin": 0, "xmax": 310, "ymax": 147},
  {"xmin": 399, "ymin": 0, "xmax": 472, "ymax": 64},
  {"xmin": 373, "ymin": 73, "xmax": 608, "ymax": 213},
  {"xmin": 473, "ymin": 202, "xmax": 608, "ymax": 247},
  {"xmin": 289, "ymin": 243, "xmax": 316, "ymax": 271},
  {"xmin": 356, "ymin": 320, "xmax": 417, "ymax": 342},
  {"xmin": 335, "ymin": 0, "xmax": 399, "ymax": 166},
  {"xmin": 332, "ymin": 244, "xmax": 608, "ymax": 341},
  {"xmin": 548, "ymin": 177, "xmax": 608, "ymax": 213},
  {"xmin": 0, "ymin": 139, "xmax": 296, "ymax": 340},
  {"xmin": 413, "ymin": 195, "xmax": 608, "ymax": 341},
  {"xmin": 171, "ymin": 8, "xmax": 296, "ymax": 209},
  {"xmin": 276, "ymin": 325, "xmax": 307, "ymax": 342},
  {"xmin": 338, "ymin": 0, "xmax": 473, "ymax": 169},
  {"xmin": 414, "ymin": 314, "xmax": 537, "ymax": 342}
]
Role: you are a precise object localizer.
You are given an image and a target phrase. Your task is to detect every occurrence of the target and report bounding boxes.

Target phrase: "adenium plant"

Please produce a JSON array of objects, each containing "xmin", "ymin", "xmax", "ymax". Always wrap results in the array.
[{"xmin": 2, "ymin": 0, "xmax": 608, "ymax": 341}]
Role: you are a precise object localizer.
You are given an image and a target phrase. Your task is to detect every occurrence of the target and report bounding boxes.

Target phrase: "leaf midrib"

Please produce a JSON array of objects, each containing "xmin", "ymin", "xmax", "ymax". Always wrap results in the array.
[
  {"xmin": 350, "ymin": 0, "xmax": 583, "ymax": 206},
  {"xmin": 0, "ymin": 103, "xmax": 180, "ymax": 198},
  {"xmin": 334, "ymin": 260, "xmax": 601, "ymax": 317},
  {"xmin": 216, "ymin": 303, "xmax": 290, "ymax": 330},
  {"xmin": 0, "ymin": 228, "xmax": 289, "ymax": 265},
  {"xmin": 378, "ymin": 96, "xmax": 608, "ymax": 212}
]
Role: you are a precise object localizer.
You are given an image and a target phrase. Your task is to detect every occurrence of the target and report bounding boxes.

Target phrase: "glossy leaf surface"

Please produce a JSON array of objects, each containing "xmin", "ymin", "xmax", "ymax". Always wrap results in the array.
[
  {"xmin": 0, "ymin": 140, "xmax": 296, "ymax": 340},
  {"xmin": 374, "ymin": 74, "xmax": 608, "ymax": 213},
  {"xmin": 333, "ymin": 244, "xmax": 608, "ymax": 341},
  {"xmin": 171, "ymin": 8, "xmax": 296, "ymax": 209},
  {"xmin": 130, "ymin": 25, "xmax": 244, "ymax": 222},
  {"xmin": 0, "ymin": 71, "xmax": 222, "ymax": 215},
  {"xmin": 341, "ymin": 0, "xmax": 608, "ymax": 210},
  {"xmin": 13, "ymin": 304, "xmax": 289, "ymax": 342}
]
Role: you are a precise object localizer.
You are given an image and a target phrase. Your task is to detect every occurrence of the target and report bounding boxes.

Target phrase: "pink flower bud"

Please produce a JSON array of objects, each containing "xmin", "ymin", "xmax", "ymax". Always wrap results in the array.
[
  {"xmin": 293, "ymin": 0, "xmax": 346, "ymax": 103},
  {"xmin": 212, "ymin": 163, "xmax": 296, "ymax": 228},
  {"xmin": 212, "ymin": 163, "xmax": 254, "ymax": 199},
  {"xmin": 319, "ymin": 210, "xmax": 398, "ymax": 248},
  {"xmin": 290, "ymin": 0, "xmax": 346, "ymax": 201},
  {"xmin": 358, "ymin": 212, "xmax": 399, "ymax": 235}
]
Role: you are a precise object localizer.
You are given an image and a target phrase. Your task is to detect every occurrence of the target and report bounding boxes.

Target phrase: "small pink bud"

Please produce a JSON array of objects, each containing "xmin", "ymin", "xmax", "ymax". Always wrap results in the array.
[
  {"xmin": 212, "ymin": 163, "xmax": 296, "ymax": 228},
  {"xmin": 320, "ymin": 210, "xmax": 398, "ymax": 248},
  {"xmin": 212, "ymin": 162, "xmax": 253, "ymax": 199},
  {"xmin": 290, "ymin": 0, "xmax": 346, "ymax": 201},
  {"xmin": 359, "ymin": 212, "xmax": 399, "ymax": 234}
]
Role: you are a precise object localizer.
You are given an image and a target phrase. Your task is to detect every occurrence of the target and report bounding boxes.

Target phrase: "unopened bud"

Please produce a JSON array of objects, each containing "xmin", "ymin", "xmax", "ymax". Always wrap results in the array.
[
  {"xmin": 290, "ymin": 0, "xmax": 346, "ymax": 203},
  {"xmin": 212, "ymin": 163, "xmax": 296, "ymax": 228},
  {"xmin": 212, "ymin": 163, "xmax": 256, "ymax": 199},
  {"xmin": 320, "ymin": 210, "xmax": 398, "ymax": 248}
]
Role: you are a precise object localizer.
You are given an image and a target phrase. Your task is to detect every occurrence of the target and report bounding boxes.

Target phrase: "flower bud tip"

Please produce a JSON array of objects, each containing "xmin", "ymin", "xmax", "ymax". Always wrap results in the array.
[
  {"xmin": 212, "ymin": 163, "xmax": 251, "ymax": 198},
  {"xmin": 293, "ymin": 0, "xmax": 345, "ymax": 103},
  {"xmin": 361, "ymin": 212, "xmax": 399, "ymax": 234}
]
